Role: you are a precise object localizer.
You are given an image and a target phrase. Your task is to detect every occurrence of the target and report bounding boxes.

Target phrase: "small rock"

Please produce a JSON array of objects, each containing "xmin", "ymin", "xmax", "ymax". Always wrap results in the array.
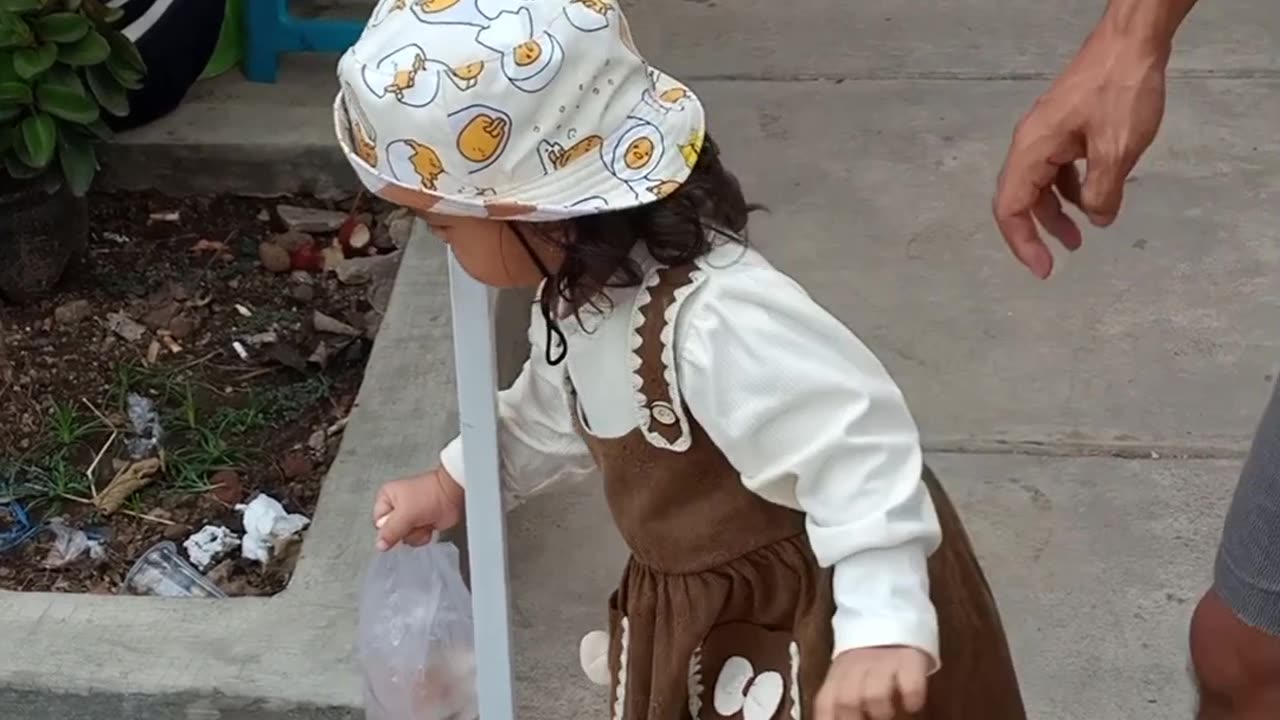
[
  {"xmin": 385, "ymin": 211, "xmax": 415, "ymax": 249},
  {"xmin": 313, "ymin": 311, "xmax": 361, "ymax": 337},
  {"xmin": 105, "ymin": 311, "xmax": 147, "ymax": 342},
  {"xmin": 277, "ymin": 204, "xmax": 347, "ymax": 234},
  {"xmin": 335, "ymin": 250, "xmax": 402, "ymax": 287},
  {"xmin": 289, "ymin": 270, "xmax": 314, "ymax": 286},
  {"xmin": 258, "ymin": 242, "xmax": 291, "ymax": 274},
  {"xmin": 54, "ymin": 299, "xmax": 93, "ymax": 325},
  {"xmin": 280, "ymin": 452, "xmax": 313, "ymax": 480},
  {"xmin": 290, "ymin": 284, "xmax": 315, "ymax": 303},
  {"xmin": 148, "ymin": 508, "xmax": 175, "ymax": 522},
  {"xmin": 307, "ymin": 429, "xmax": 328, "ymax": 453},
  {"xmin": 0, "ymin": 566, "xmax": 13, "ymax": 578},
  {"xmin": 162, "ymin": 523, "xmax": 192, "ymax": 541},
  {"xmin": 271, "ymin": 230, "xmax": 314, "ymax": 253},
  {"xmin": 209, "ymin": 470, "xmax": 244, "ymax": 505},
  {"xmin": 256, "ymin": 209, "xmax": 271, "ymax": 222}
]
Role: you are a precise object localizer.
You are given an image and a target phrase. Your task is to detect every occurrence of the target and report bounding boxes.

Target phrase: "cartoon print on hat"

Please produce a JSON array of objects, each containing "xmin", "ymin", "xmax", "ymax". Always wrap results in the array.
[
  {"xmin": 536, "ymin": 133, "xmax": 604, "ymax": 174},
  {"xmin": 387, "ymin": 139, "xmax": 446, "ymax": 190},
  {"xmin": 409, "ymin": 0, "xmax": 500, "ymax": 27},
  {"xmin": 476, "ymin": 7, "xmax": 565, "ymax": 94},
  {"xmin": 363, "ymin": 44, "xmax": 440, "ymax": 107},
  {"xmin": 369, "ymin": 0, "xmax": 409, "ymax": 26},
  {"xmin": 335, "ymin": 0, "xmax": 707, "ymax": 220},
  {"xmin": 562, "ymin": 0, "xmax": 613, "ymax": 32},
  {"xmin": 602, "ymin": 116, "xmax": 669, "ymax": 199},
  {"xmin": 342, "ymin": 88, "xmax": 380, "ymax": 168},
  {"xmin": 448, "ymin": 61, "xmax": 485, "ymax": 91},
  {"xmin": 448, "ymin": 104, "xmax": 513, "ymax": 173},
  {"xmin": 680, "ymin": 127, "xmax": 704, "ymax": 169},
  {"xmin": 571, "ymin": 196, "xmax": 609, "ymax": 210},
  {"xmin": 641, "ymin": 66, "xmax": 695, "ymax": 114}
]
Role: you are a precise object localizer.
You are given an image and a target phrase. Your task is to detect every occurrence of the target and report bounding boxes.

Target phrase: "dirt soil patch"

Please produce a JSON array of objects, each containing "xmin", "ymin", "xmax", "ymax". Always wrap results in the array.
[{"xmin": 0, "ymin": 191, "xmax": 412, "ymax": 596}]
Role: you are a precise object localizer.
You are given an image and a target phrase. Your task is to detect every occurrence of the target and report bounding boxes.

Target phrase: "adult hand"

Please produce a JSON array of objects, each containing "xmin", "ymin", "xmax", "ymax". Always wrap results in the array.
[{"xmin": 993, "ymin": 22, "xmax": 1171, "ymax": 278}]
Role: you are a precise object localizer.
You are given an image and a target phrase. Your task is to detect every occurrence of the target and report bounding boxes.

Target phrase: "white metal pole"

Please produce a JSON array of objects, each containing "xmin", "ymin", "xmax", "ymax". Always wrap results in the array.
[{"xmin": 447, "ymin": 249, "xmax": 517, "ymax": 720}]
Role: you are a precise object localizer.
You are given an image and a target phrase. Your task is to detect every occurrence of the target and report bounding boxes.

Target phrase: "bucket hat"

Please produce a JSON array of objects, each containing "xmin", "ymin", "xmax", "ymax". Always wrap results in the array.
[{"xmin": 334, "ymin": 0, "xmax": 707, "ymax": 221}]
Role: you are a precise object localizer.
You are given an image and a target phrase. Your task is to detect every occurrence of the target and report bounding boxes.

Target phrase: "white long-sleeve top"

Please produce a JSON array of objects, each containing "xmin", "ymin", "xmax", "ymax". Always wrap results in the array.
[{"xmin": 440, "ymin": 243, "xmax": 942, "ymax": 667}]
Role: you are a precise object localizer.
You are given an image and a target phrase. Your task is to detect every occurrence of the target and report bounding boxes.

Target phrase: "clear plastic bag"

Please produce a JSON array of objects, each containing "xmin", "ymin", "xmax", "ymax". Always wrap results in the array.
[{"xmin": 358, "ymin": 541, "xmax": 479, "ymax": 720}]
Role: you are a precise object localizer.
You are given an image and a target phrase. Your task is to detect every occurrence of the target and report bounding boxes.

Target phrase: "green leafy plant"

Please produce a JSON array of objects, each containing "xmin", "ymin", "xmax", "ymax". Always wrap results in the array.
[{"xmin": 0, "ymin": 0, "xmax": 146, "ymax": 196}]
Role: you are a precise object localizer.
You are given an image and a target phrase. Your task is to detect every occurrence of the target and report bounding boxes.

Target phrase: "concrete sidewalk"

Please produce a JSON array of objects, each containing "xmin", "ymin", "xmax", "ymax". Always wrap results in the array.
[{"xmin": 66, "ymin": 0, "xmax": 1280, "ymax": 718}]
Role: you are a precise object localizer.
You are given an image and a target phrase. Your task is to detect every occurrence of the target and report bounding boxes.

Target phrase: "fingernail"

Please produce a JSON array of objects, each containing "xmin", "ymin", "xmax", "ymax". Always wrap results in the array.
[
  {"xmin": 376, "ymin": 539, "xmax": 388, "ymax": 551},
  {"xmin": 375, "ymin": 515, "xmax": 388, "ymax": 529}
]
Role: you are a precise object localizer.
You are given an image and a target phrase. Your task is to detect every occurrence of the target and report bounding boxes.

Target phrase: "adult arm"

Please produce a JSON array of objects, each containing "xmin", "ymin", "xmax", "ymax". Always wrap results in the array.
[{"xmin": 993, "ymin": 0, "xmax": 1201, "ymax": 279}]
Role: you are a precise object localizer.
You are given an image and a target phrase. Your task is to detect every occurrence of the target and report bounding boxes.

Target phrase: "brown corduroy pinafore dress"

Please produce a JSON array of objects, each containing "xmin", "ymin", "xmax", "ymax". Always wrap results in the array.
[{"xmin": 570, "ymin": 264, "xmax": 1027, "ymax": 719}]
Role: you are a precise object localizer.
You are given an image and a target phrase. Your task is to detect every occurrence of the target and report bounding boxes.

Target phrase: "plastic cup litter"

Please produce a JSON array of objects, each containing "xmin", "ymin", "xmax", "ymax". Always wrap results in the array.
[{"xmin": 123, "ymin": 541, "xmax": 227, "ymax": 598}]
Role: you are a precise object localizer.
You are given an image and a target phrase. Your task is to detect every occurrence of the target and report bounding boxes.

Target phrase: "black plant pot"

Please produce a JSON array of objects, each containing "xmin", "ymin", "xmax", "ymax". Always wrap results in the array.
[{"xmin": 0, "ymin": 178, "xmax": 90, "ymax": 304}]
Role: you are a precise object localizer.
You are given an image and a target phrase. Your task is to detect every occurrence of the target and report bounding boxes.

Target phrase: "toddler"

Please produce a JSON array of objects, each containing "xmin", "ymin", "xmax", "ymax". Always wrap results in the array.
[{"xmin": 337, "ymin": 0, "xmax": 1026, "ymax": 717}]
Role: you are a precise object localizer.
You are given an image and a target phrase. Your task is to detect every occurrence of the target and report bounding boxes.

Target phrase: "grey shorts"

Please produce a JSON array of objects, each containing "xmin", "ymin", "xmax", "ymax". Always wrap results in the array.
[{"xmin": 1215, "ymin": 379, "xmax": 1280, "ymax": 634}]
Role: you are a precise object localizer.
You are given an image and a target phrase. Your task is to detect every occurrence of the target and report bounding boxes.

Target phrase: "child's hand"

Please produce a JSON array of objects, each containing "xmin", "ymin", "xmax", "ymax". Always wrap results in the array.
[
  {"xmin": 372, "ymin": 468, "xmax": 465, "ymax": 551},
  {"xmin": 816, "ymin": 645, "xmax": 930, "ymax": 720}
]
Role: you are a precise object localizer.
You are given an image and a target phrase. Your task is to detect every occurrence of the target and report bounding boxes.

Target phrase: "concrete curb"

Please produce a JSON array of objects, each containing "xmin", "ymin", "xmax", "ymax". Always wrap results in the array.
[
  {"xmin": 100, "ymin": 55, "xmax": 357, "ymax": 199},
  {"xmin": 0, "ymin": 225, "xmax": 532, "ymax": 719}
]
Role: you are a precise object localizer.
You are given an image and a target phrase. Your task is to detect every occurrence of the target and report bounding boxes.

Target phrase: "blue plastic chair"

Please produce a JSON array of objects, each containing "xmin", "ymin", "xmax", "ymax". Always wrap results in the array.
[{"xmin": 244, "ymin": 0, "xmax": 364, "ymax": 83}]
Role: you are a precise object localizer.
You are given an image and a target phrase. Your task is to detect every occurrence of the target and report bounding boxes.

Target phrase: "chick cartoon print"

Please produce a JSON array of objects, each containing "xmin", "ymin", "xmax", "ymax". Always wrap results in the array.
[
  {"xmin": 602, "ymin": 117, "xmax": 669, "ymax": 199},
  {"xmin": 409, "ymin": 0, "xmax": 492, "ymax": 26},
  {"xmin": 476, "ymin": 7, "xmax": 565, "ymax": 93},
  {"xmin": 363, "ymin": 44, "xmax": 441, "ymax": 108},
  {"xmin": 449, "ymin": 104, "xmax": 513, "ymax": 172},
  {"xmin": 387, "ymin": 139, "xmax": 446, "ymax": 191},
  {"xmin": 448, "ymin": 61, "xmax": 485, "ymax": 91},
  {"xmin": 562, "ymin": 0, "xmax": 613, "ymax": 32}
]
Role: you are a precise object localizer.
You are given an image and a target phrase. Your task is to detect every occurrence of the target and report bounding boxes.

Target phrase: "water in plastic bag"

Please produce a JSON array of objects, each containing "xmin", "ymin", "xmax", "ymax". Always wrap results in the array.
[{"xmin": 358, "ymin": 541, "xmax": 479, "ymax": 720}]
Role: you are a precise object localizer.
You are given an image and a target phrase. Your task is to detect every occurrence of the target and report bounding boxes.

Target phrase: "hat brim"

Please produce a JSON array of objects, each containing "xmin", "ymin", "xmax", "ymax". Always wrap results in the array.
[{"xmin": 335, "ymin": 68, "xmax": 707, "ymax": 222}]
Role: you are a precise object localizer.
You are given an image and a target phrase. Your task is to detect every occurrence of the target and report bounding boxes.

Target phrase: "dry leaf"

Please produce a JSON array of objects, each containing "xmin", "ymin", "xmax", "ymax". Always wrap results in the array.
[{"xmin": 95, "ymin": 457, "xmax": 164, "ymax": 514}]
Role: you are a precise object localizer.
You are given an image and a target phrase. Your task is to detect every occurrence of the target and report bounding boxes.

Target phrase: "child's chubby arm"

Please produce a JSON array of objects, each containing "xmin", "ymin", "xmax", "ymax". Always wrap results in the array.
[
  {"xmin": 675, "ymin": 260, "xmax": 942, "ymax": 691},
  {"xmin": 374, "ymin": 317, "xmax": 599, "ymax": 550}
]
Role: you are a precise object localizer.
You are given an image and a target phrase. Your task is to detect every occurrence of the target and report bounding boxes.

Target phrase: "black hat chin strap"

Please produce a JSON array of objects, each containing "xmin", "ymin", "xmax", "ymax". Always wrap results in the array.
[{"xmin": 512, "ymin": 228, "xmax": 568, "ymax": 367}]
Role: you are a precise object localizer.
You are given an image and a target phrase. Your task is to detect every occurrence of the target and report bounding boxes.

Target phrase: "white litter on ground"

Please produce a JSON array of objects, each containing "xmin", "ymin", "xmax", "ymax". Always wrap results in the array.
[
  {"xmin": 183, "ymin": 525, "xmax": 242, "ymax": 571},
  {"xmin": 236, "ymin": 494, "xmax": 311, "ymax": 563}
]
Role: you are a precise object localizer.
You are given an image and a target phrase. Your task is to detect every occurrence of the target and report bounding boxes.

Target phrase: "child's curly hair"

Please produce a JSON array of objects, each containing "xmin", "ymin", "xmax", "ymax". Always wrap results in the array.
[{"xmin": 515, "ymin": 134, "xmax": 759, "ymax": 322}]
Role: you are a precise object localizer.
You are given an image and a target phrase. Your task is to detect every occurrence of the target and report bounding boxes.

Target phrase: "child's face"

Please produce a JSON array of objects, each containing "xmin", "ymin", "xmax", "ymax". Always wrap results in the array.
[{"xmin": 417, "ymin": 212, "xmax": 563, "ymax": 289}]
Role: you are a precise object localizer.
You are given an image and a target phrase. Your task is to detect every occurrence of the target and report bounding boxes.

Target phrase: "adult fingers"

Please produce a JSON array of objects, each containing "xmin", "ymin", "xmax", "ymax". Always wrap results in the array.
[
  {"xmin": 1055, "ymin": 161, "xmax": 1083, "ymax": 208},
  {"xmin": 1032, "ymin": 187, "xmax": 1083, "ymax": 252},
  {"xmin": 1080, "ymin": 147, "xmax": 1135, "ymax": 227},
  {"xmin": 994, "ymin": 131, "xmax": 1065, "ymax": 279}
]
